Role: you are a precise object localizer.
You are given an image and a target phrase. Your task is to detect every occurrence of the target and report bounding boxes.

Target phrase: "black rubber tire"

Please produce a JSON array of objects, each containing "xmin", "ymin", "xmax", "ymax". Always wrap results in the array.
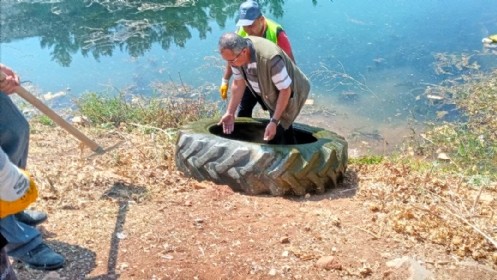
[{"xmin": 175, "ymin": 118, "xmax": 348, "ymax": 196}]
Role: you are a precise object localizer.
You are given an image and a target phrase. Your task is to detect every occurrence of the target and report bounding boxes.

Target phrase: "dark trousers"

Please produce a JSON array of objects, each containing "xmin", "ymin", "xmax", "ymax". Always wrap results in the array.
[
  {"xmin": 237, "ymin": 88, "xmax": 267, "ymax": 118},
  {"xmin": 237, "ymin": 88, "xmax": 296, "ymax": 145}
]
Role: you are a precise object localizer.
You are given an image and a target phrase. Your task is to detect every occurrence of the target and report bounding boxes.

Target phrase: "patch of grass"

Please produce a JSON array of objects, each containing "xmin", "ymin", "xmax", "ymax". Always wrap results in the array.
[
  {"xmin": 75, "ymin": 90, "xmax": 221, "ymax": 130},
  {"xmin": 76, "ymin": 92, "xmax": 133, "ymax": 127},
  {"xmin": 32, "ymin": 114, "xmax": 55, "ymax": 126},
  {"xmin": 349, "ymin": 155, "xmax": 383, "ymax": 165},
  {"xmin": 390, "ymin": 154, "xmax": 435, "ymax": 173}
]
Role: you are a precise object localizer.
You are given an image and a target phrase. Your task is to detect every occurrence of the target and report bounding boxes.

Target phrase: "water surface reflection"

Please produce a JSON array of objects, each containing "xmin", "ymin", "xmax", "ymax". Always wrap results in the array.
[{"xmin": 1, "ymin": 0, "xmax": 497, "ymax": 154}]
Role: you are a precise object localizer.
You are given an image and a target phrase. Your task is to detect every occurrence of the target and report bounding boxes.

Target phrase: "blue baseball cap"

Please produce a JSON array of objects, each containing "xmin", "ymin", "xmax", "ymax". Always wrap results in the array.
[{"xmin": 236, "ymin": 1, "xmax": 262, "ymax": 27}]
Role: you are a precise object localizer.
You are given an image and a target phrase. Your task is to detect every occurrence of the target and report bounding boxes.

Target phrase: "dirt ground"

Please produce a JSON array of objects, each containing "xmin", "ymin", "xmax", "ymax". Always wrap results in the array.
[{"xmin": 12, "ymin": 121, "xmax": 497, "ymax": 280}]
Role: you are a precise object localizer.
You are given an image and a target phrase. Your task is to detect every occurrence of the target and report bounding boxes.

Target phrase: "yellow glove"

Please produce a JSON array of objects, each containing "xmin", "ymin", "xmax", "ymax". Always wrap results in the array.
[
  {"xmin": 219, "ymin": 78, "xmax": 229, "ymax": 100},
  {"xmin": 489, "ymin": 34, "xmax": 497, "ymax": 43},
  {"xmin": 0, "ymin": 170, "xmax": 38, "ymax": 218}
]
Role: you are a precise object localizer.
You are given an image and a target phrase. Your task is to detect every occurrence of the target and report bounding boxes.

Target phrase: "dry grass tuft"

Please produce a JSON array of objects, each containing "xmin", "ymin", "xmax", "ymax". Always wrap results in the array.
[{"xmin": 355, "ymin": 160, "xmax": 497, "ymax": 266}]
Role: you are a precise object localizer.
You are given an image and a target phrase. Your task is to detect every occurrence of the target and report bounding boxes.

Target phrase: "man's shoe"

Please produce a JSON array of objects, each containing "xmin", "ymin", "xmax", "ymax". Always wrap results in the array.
[
  {"xmin": 15, "ymin": 210, "xmax": 48, "ymax": 227},
  {"xmin": 16, "ymin": 243, "xmax": 64, "ymax": 270}
]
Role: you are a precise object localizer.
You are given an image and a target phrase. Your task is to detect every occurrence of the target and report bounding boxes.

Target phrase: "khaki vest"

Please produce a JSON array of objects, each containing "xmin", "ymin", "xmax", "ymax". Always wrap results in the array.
[{"xmin": 246, "ymin": 36, "xmax": 310, "ymax": 129}]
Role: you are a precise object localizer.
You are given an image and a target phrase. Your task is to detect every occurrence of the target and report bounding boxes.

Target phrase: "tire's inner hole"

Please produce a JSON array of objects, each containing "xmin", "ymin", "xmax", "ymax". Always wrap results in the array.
[{"xmin": 209, "ymin": 121, "xmax": 317, "ymax": 144}]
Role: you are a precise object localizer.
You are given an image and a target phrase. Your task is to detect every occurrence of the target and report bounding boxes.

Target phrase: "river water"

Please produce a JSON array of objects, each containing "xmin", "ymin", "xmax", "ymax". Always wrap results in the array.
[{"xmin": 1, "ymin": 0, "xmax": 496, "ymax": 155}]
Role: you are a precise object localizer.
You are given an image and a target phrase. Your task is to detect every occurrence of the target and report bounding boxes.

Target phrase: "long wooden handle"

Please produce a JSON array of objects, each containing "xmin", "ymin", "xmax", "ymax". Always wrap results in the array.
[{"xmin": 1, "ymin": 72, "xmax": 104, "ymax": 154}]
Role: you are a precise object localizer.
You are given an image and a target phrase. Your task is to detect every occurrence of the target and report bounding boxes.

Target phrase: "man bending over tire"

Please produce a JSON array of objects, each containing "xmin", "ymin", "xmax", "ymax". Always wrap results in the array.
[{"xmin": 217, "ymin": 32, "xmax": 310, "ymax": 145}]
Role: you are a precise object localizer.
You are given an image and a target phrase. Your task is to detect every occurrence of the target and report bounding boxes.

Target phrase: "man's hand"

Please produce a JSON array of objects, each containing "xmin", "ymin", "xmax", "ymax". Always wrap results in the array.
[
  {"xmin": 0, "ymin": 64, "xmax": 20, "ymax": 95},
  {"xmin": 218, "ymin": 113, "xmax": 235, "ymax": 134},
  {"xmin": 264, "ymin": 122, "xmax": 277, "ymax": 141},
  {"xmin": 219, "ymin": 78, "xmax": 229, "ymax": 100}
]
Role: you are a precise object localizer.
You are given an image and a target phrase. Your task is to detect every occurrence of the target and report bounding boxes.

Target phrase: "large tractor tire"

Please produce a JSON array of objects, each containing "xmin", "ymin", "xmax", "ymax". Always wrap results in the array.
[{"xmin": 175, "ymin": 118, "xmax": 348, "ymax": 196}]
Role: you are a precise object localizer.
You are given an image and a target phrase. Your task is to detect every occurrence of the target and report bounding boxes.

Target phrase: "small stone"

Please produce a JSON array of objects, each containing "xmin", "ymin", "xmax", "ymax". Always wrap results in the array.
[
  {"xmin": 71, "ymin": 115, "xmax": 90, "ymax": 126},
  {"xmin": 359, "ymin": 266, "xmax": 373, "ymax": 276},
  {"xmin": 386, "ymin": 256, "xmax": 409, "ymax": 268},
  {"xmin": 315, "ymin": 256, "xmax": 342, "ymax": 270},
  {"xmin": 280, "ymin": 236, "xmax": 290, "ymax": 244},
  {"xmin": 119, "ymin": 262, "xmax": 129, "ymax": 269},
  {"xmin": 330, "ymin": 216, "xmax": 341, "ymax": 227},
  {"xmin": 380, "ymin": 252, "xmax": 392, "ymax": 258},
  {"xmin": 369, "ymin": 203, "xmax": 381, "ymax": 212},
  {"xmin": 193, "ymin": 182, "xmax": 209, "ymax": 189}
]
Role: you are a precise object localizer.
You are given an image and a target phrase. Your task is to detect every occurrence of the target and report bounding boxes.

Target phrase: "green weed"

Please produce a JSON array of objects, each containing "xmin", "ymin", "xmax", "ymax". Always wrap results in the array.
[
  {"xmin": 404, "ymin": 68, "xmax": 497, "ymax": 180},
  {"xmin": 349, "ymin": 155, "xmax": 383, "ymax": 165},
  {"xmin": 33, "ymin": 115, "xmax": 55, "ymax": 126},
  {"xmin": 75, "ymin": 90, "xmax": 221, "ymax": 130}
]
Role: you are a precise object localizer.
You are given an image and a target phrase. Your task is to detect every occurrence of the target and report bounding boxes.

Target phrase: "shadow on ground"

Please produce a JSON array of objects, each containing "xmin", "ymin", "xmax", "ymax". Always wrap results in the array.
[
  {"xmin": 14, "ymin": 182, "xmax": 148, "ymax": 280},
  {"xmin": 14, "ymin": 240, "xmax": 96, "ymax": 280}
]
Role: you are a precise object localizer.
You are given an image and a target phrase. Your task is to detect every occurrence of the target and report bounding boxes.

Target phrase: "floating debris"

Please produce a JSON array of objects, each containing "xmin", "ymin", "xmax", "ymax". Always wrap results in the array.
[
  {"xmin": 426, "ymin": 94, "xmax": 443, "ymax": 100},
  {"xmin": 341, "ymin": 91, "xmax": 358, "ymax": 97},
  {"xmin": 373, "ymin": 57, "xmax": 385, "ymax": 65},
  {"xmin": 43, "ymin": 91, "xmax": 67, "ymax": 101},
  {"xmin": 436, "ymin": 111, "xmax": 448, "ymax": 119}
]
